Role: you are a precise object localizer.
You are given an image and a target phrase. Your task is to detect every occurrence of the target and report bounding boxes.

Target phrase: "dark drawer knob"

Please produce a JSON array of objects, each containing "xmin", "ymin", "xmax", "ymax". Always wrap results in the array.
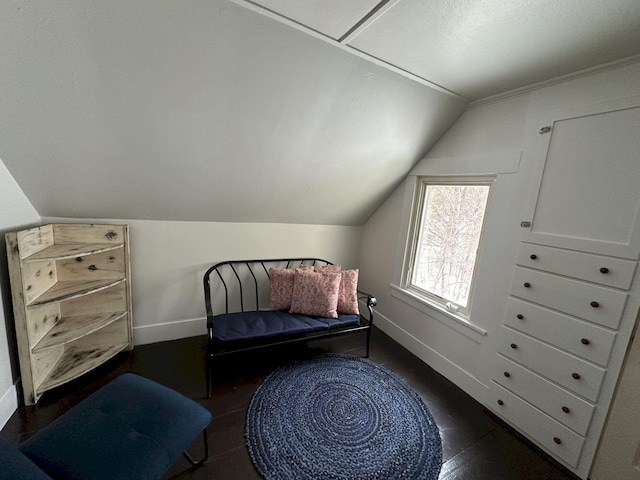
[
  {"xmin": 523, "ymin": 282, "xmax": 531, "ymax": 288},
  {"xmin": 581, "ymin": 338, "xmax": 590, "ymax": 345},
  {"xmin": 590, "ymin": 301, "xmax": 600, "ymax": 308},
  {"xmin": 530, "ymin": 254, "xmax": 537, "ymax": 260},
  {"xmin": 497, "ymin": 399, "xmax": 504, "ymax": 406},
  {"xmin": 553, "ymin": 437, "xmax": 562, "ymax": 445},
  {"xmin": 599, "ymin": 267, "xmax": 609, "ymax": 274},
  {"xmin": 572, "ymin": 372, "xmax": 581, "ymax": 380},
  {"xmin": 516, "ymin": 314, "xmax": 524, "ymax": 320},
  {"xmin": 510, "ymin": 343, "xmax": 518, "ymax": 349},
  {"xmin": 562, "ymin": 406, "xmax": 570, "ymax": 414},
  {"xmin": 503, "ymin": 371, "xmax": 511, "ymax": 378}
]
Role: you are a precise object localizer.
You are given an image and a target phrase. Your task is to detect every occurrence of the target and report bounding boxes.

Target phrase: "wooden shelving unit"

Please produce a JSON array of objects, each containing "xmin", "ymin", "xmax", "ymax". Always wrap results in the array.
[{"xmin": 5, "ymin": 224, "xmax": 133, "ymax": 405}]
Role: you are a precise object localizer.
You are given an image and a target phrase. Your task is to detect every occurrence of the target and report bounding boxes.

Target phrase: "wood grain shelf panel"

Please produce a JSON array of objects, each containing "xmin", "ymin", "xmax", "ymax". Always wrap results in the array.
[
  {"xmin": 36, "ymin": 343, "xmax": 128, "ymax": 394},
  {"xmin": 27, "ymin": 278, "xmax": 126, "ymax": 307},
  {"xmin": 24, "ymin": 243, "xmax": 124, "ymax": 262},
  {"xmin": 32, "ymin": 312, "xmax": 128, "ymax": 353}
]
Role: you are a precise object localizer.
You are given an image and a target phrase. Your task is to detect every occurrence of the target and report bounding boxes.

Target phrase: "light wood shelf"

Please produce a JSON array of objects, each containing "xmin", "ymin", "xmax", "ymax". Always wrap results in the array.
[
  {"xmin": 5, "ymin": 224, "xmax": 133, "ymax": 405},
  {"xmin": 27, "ymin": 278, "xmax": 126, "ymax": 307},
  {"xmin": 32, "ymin": 312, "xmax": 128, "ymax": 353},
  {"xmin": 24, "ymin": 243, "xmax": 124, "ymax": 262},
  {"xmin": 36, "ymin": 343, "xmax": 129, "ymax": 394}
]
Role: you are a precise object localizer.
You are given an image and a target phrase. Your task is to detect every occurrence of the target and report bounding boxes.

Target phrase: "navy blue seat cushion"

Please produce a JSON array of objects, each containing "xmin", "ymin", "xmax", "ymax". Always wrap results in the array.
[
  {"xmin": 19, "ymin": 373, "xmax": 211, "ymax": 480},
  {"xmin": 210, "ymin": 310, "xmax": 361, "ymax": 342},
  {"xmin": 0, "ymin": 437, "xmax": 52, "ymax": 480}
]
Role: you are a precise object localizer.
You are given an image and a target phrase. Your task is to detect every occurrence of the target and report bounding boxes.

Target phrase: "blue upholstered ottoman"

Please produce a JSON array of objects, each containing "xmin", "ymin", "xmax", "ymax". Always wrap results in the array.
[
  {"xmin": 13, "ymin": 373, "xmax": 211, "ymax": 480},
  {"xmin": 0, "ymin": 437, "xmax": 53, "ymax": 480}
]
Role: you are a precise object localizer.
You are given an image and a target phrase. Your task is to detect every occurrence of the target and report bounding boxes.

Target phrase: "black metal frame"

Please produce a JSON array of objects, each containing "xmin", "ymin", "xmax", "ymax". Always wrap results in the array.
[
  {"xmin": 183, "ymin": 428, "xmax": 209, "ymax": 467},
  {"xmin": 203, "ymin": 258, "xmax": 377, "ymax": 397}
]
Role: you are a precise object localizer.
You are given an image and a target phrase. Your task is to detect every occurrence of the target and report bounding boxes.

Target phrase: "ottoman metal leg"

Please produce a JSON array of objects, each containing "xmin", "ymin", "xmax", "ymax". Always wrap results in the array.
[{"xmin": 183, "ymin": 428, "xmax": 209, "ymax": 467}]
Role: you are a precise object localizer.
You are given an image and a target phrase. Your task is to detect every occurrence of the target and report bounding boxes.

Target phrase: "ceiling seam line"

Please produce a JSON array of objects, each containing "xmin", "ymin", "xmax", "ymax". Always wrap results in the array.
[
  {"xmin": 227, "ymin": 0, "xmax": 469, "ymax": 102},
  {"xmin": 338, "ymin": 0, "xmax": 402, "ymax": 45}
]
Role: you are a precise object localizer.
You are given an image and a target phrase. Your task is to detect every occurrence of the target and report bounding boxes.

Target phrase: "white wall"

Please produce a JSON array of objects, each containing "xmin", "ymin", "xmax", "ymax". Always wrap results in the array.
[
  {"xmin": 358, "ymin": 61, "xmax": 640, "ymax": 402},
  {"xmin": 0, "ymin": 157, "xmax": 40, "ymax": 428},
  {"xmin": 2, "ymin": 205, "xmax": 361, "ymax": 429},
  {"xmin": 44, "ymin": 217, "xmax": 362, "ymax": 345}
]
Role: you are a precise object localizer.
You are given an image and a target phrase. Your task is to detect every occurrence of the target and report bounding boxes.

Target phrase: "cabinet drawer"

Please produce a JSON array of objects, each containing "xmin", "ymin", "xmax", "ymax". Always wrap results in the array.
[
  {"xmin": 493, "ymin": 355, "xmax": 595, "ymax": 436},
  {"xmin": 510, "ymin": 267, "xmax": 628, "ymax": 329},
  {"xmin": 516, "ymin": 243, "xmax": 637, "ymax": 289},
  {"xmin": 488, "ymin": 382, "xmax": 585, "ymax": 468},
  {"xmin": 499, "ymin": 328, "xmax": 606, "ymax": 402},
  {"xmin": 504, "ymin": 298, "xmax": 617, "ymax": 366}
]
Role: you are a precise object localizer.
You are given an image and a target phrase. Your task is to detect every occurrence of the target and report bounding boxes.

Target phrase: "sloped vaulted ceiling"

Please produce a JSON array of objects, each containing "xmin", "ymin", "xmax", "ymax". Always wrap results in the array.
[
  {"xmin": 0, "ymin": 0, "xmax": 466, "ymax": 226},
  {"xmin": 243, "ymin": 0, "xmax": 640, "ymax": 99},
  {"xmin": 3, "ymin": 0, "xmax": 639, "ymax": 226}
]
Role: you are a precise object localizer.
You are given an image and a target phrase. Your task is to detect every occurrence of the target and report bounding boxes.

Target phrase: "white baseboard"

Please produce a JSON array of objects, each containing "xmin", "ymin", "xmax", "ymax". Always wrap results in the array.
[
  {"xmin": 374, "ymin": 311, "xmax": 488, "ymax": 404},
  {"xmin": 133, "ymin": 317, "xmax": 207, "ymax": 346},
  {"xmin": 0, "ymin": 384, "xmax": 18, "ymax": 430}
]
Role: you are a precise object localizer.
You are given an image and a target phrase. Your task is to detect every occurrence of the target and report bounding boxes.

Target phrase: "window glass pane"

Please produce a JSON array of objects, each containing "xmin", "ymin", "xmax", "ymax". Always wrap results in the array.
[{"xmin": 411, "ymin": 183, "xmax": 490, "ymax": 309}]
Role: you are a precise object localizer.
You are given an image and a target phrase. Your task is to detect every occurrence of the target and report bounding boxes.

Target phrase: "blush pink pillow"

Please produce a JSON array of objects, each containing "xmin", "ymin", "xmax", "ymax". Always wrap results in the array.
[
  {"xmin": 337, "ymin": 269, "xmax": 359, "ymax": 315},
  {"xmin": 269, "ymin": 268, "xmax": 297, "ymax": 310},
  {"xmin": 314, "ymin": 264, "xmax": 341, "ymax": 273},
  {"xmin": 289, "ymin": 271, "xmax": 341, "ymax": 318}
]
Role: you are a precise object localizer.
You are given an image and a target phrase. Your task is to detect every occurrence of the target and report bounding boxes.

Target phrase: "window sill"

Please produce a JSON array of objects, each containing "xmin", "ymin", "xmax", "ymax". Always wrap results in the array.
[{"xmin": 389, "ymin": 284, "xmax": 487, "ymax": 343}]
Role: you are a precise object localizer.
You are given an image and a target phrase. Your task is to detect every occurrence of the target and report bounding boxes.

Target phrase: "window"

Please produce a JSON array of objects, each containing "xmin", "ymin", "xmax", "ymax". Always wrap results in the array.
[{"xmin": 405, "ymin": 177, "xmax": 493, "ymax": 317}]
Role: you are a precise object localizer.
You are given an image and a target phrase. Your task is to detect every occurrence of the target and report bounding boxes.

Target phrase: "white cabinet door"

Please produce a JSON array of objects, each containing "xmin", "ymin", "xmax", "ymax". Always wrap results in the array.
[{"xmin": 522, "ymin": 96, "xmax": 640, "ymax": 259}]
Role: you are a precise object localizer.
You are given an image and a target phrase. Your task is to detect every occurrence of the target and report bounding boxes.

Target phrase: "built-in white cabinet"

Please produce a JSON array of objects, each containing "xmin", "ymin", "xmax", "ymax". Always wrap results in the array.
[
  {"xmin": 488, "ymin": 97, "xmax": 640, "ymax": 479},
  {"xmin": 5, "ymin": 224, "xmax": 133, "ymax": 405},
  {"xmin": 521, "ymin": 97, "xmax": 640, "ymax": 259}
]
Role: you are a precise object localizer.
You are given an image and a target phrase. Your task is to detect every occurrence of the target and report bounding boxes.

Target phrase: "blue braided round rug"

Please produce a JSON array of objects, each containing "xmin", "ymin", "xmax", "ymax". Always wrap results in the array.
[{"xmin": 245, "ymin": 354, "xmax": 442, "ymax": 480}]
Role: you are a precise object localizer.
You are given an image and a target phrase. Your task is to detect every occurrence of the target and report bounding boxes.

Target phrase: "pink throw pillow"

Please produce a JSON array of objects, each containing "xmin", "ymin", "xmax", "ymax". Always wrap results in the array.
[
  {"xmin": 337, "ymin": 269, "xmax": 359, "ymax": 315},
  {"xmin": 269, "ymin": 268, "xmax": 297, "ymax": 310},
  {"xmin": 314, "ymin": 264, "xmax": 341, "ymax": 273},
  {"xmin": 289, "ymin": 271, "xmax": 341, "ymax": 318}
]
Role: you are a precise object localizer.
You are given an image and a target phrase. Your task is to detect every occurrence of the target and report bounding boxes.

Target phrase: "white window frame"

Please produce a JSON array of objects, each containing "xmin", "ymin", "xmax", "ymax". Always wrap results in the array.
[{"xmin": 402, "ymin": 175, "xmax": 495, "ymax": 319}]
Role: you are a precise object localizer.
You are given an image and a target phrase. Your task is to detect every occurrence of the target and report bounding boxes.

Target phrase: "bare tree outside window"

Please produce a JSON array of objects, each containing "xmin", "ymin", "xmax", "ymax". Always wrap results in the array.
[{"xmin": 409, "ymin": 181, "xmax": 491, "ymax": 313}]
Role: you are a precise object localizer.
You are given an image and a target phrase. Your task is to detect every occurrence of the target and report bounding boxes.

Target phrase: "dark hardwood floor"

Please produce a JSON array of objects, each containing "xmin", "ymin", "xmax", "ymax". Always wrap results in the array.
[{"xmin": 1, "ymin": 327, "xmax": 580, "ymax": 479}]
